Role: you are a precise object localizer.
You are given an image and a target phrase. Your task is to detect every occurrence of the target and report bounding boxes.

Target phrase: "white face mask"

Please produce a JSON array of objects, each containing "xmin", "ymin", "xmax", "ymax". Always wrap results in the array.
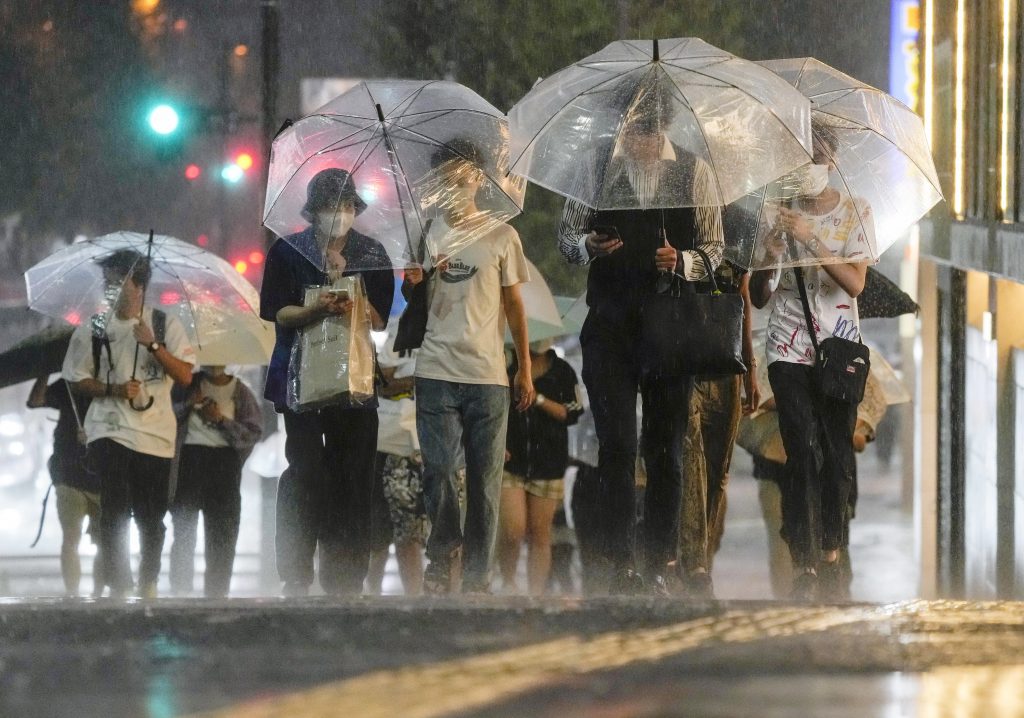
[
  {"xmin": 797, "ymin": 164, "xmax": 830, "ymax": 197},
  {"xmin": 318, "ymin": 207, "xmax": 355, "ymax": 238}
]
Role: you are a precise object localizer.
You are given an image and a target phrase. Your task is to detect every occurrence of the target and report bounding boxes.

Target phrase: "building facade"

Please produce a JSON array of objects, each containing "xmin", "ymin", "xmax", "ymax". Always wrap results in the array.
[{"xmin": 918, "ymin": 0, "xmax": 1024, "ymax": 598}]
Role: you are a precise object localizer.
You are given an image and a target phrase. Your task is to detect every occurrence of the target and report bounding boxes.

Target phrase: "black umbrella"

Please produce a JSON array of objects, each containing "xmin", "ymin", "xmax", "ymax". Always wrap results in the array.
[
  {"xmin": 0, "ymin": 325, "xmax": 73, "ymax": 390},
  {"xmin": 859, "ymin": 267, "xmax": 919, "ymax": 319}
]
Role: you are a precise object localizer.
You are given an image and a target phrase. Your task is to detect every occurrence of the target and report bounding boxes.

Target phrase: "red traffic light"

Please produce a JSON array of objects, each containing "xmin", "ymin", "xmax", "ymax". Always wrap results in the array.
[
  {"xmin": 248, "ymin": 250, "xmax": 264, "ymax": 265},
  {"xmin": 184, "ymin": 163, "xmax": 201, "ymax": 180},
  {"xmin": 234, "ymin": 152, "xmax": 254, "ymax": 171}
]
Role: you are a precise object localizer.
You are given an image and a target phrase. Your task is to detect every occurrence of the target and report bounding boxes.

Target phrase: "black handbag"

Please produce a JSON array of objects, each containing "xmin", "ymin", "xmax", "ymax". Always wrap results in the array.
[
  {"xmin": 393, "ymin": 219, "xmax": 434, "ymax": 354},
  {"xmin": 794, "ymin": 266, "xmax": 870, "ymax": 403},
  {"xmin": 639, "ymin": 248, "xmax": 746, "ymax": 378}
]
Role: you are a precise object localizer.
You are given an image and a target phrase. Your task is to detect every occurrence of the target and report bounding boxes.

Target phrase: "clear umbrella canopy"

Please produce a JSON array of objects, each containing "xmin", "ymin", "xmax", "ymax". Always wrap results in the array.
[
  {"xmin": 507, "ymin": 38, "xmax": 813, "ymax": 210},
  {"xmin": 724, "ymin": 57, "xmax": 943, "ymax": 270},
  {"xmin": 24, "ymin": 231, "xmax": 272, "ymax": 365},
  {"xmin": 264, "ymin": 80, "xmax": 526, "ymax": 271}
]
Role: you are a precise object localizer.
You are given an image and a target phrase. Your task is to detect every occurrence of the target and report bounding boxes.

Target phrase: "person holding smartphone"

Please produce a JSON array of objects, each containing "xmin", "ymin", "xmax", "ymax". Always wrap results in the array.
[
  {"xmin": 260, "ymin": 168, "xmax": 394, "ymax": 596},
  {"xmin": 556, "ymin": 87, "xmax": 724, "ymax": 596}
]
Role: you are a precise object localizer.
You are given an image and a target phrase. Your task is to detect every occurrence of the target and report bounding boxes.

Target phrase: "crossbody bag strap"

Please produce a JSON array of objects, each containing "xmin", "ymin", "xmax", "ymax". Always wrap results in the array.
[{"xmin": 793, "ymin": 266, "xmax": 821, "ymax": 359}]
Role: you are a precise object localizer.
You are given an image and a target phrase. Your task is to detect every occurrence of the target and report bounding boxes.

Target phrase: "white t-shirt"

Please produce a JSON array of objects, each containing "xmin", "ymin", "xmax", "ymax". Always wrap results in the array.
[
  {"xmin": 414, "ymin": 221, "xmax": 530, "ymax": 385},
  {"xmin": 184, "ymin": 377, "xmax": 236, "ymax": 448},
  {"xmin": 376, "ymin": 325, "xmax": 419, "ymax": 457},
  {"xmin": 765, "ymin": 198, "xmax": 875, "ymax": 367},
  {"xmin": 63, "ymin": 308, "xmax": 197, "ymax": 458}
]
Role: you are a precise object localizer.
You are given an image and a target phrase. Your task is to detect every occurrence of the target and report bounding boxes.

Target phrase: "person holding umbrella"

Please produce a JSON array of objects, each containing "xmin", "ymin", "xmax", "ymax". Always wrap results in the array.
[
  {"xmin": 749, "ymin": 121, "xmax": 875, "ymax": 601},
  {"xmin": 259, "ymin": 168, "xmax": 394, "ymax": 596},
  {"xmin": 556, "ymin": 86, "xmax": 725, "ymax": 595},
  {"xmin": 62, "ymin": 249, "xmax": 196, "ymax": 599},
  {"xmin": 405, "ymin": 138, "xmax": 534, "ymax": 595}
]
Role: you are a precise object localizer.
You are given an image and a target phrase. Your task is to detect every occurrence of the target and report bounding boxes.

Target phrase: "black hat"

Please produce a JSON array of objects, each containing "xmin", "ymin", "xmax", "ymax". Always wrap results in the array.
[{"xmin": 301, "ymin": 168, "xmax": 368, "ymax": 221}]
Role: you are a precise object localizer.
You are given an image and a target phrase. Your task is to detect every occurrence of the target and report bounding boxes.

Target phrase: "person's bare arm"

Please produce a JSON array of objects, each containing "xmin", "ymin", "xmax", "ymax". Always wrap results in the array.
[
  {"xmin": 133, "ymin": 321, "xmax": 193, "ymax": 387},
  {"xmin": 501, "ymin": 283, "xmax": 535, "ymax": 411}
]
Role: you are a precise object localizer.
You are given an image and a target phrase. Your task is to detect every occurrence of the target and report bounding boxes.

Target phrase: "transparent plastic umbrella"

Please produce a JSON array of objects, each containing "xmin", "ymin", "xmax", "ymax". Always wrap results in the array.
[
  {"xmin": 264, "ymin": 80, "xmax": 526, "ymax": 271},
  {"xmin": 504, "ymin": 259, "xmax": 563, "ymax": 344},
  {"xmin": 24, "ymin": 231, "xmax": 272, "ymax": 365},
  {"xmin": 724, "ymin": 57, "xmax": 943, "ymax": 270},
  {"xmin": 507, "ymin": 38, "xmax": 813, "ymax": 209}
]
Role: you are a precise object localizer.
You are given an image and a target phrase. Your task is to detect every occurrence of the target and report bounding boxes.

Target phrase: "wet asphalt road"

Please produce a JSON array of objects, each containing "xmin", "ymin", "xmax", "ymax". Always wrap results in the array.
[{"xmin": 2, "ymin": 597, "xmax": 1023, "ymax": 718}]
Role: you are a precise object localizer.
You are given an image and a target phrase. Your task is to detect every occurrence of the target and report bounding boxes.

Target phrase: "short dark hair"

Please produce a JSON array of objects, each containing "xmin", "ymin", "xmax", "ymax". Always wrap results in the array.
[
  {"xmin": 811, "ymin": 118, "xmax": 840, "ymax": 159},
  {"xmin": 97, "ymin": 249, "xmax": 151, "ymax": 289},
  {"xmin": 431, "ymin": 137, "xmax": 486, "ymax": 172},
  {"xmin": 622, "ymin": 81, "xmax": 677, "ymax": 136}
]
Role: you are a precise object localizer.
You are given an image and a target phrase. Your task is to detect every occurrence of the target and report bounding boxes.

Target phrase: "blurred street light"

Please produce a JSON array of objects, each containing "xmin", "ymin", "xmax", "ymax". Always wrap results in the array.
[{"xmin": 147, "ymin": 104, "xmax": 180, "ymax": 135}]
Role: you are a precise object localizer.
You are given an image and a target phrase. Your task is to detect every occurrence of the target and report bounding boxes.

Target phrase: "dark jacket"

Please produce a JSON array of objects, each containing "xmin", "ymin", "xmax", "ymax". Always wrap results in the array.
[
  {"xmin": 505, "ymin": 351, "xmax": 584, "ymax": 480},
  {"xmin": 259, "ymin": 228, "xmax": 394, "ymax": 410}
]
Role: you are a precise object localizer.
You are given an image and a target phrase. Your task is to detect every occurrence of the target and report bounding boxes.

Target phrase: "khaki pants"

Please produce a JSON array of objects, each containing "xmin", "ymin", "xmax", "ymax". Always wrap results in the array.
[
  {"xmin": 55, "ymin": 484, "xmax": 102, "ymax": 596},
  {"xmin": 679, "ymin": 376, "xmax": 742, "ymax": 572}
]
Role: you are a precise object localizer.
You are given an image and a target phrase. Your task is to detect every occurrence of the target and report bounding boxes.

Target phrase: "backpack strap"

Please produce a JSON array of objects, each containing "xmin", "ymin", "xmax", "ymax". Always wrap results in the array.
[
  {"xmin": 90, "ymin": 316, "xmax": 113, "ymax": 379},
  {"xmin": 152, "ymin": 308, "xmax": 167, "ymax": 344}
]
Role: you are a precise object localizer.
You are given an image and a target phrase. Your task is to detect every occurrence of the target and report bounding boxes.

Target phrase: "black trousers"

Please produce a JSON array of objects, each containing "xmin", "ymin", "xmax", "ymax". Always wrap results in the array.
[
  {"xmin": 767, "ymin": 361, "xmax": 857, "ymax": 567},
  {"xmin": 277, "ymin": 404, "xmax": 378, "ymax": 594},
  {"xmin": 170, "ymin": 445, "xmax": 243, "ymax": 597},
  {"xmin": 580, "ymin": 317, "xmax": 693, "ymax": 576},
  {"xmin": 90, "ymin": 438, "xmax": 171, "ymax": 592}
]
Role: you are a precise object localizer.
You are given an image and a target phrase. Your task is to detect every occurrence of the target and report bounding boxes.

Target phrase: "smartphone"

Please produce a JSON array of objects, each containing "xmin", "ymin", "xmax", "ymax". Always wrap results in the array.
[
  {"xmin": 591, "ymin": 224, "xmax": 620, "ymax": 239},
  {"xmin": 327, "ymin": 288, "xmax": 350, "ymax": 301}
]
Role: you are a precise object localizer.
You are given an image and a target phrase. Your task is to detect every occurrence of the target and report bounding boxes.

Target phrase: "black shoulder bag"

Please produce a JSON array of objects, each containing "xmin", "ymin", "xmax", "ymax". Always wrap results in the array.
[
  {"xmin": 794, "ymin": 266, "xmax": 870, "ymax": 403},
  {"xmin": 393, "ymin": 219, "xmax": 434, "ymax": 354},
  {"xmin": 639, "ymin": 247, "xmax": 746, "ymax": 378}
]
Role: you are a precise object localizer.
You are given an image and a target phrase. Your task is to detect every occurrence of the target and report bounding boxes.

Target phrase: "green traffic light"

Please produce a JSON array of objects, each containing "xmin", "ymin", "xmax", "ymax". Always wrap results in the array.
[{"xmin": 148, "ymin": 104, "xmax": 180, "ymax": 135}]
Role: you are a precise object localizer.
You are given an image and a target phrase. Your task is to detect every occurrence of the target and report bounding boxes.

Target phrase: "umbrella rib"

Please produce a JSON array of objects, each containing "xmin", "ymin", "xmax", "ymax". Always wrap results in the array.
[
  {"xmin": 264, "ymin": 126, "xmax": 382, "ymax": 222},
  {"xmin": 661, "ymin": 67, "xmax": 728, "ymax": 205},
  {"xmin": 812, "ymin": 108, "xmax": 942, "ymax": 192},
  {"xmin": 27, "ymin": 250, "xmax": 112, "ymax": 308},
  {"xmin": 509, "ymin": 66, "xmax": 640, "ymax": 172},
  {"xmin": 670, "ymin": 62, "xmax": 814, "ymax": 157},
  {"xmin": 377, "ymin": 121, "xmax": 421, "ymax": 265},
  {"xmin": 150, "ymin": 263, "xmax": 205, "ymax": 348},
  {"xmin": 391, "ymin": 123, "xmax": 523, "ymax": 210}
]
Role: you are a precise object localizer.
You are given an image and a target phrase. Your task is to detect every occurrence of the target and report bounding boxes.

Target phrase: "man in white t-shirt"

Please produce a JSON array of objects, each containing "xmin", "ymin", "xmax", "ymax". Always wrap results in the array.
[
  {"xmin": 63, "ymin": 249, "xmax": 196, "ymax": 598},
  {"xmin": 404, "ymin": 138, "xmax": 534, "ymax": 594}
]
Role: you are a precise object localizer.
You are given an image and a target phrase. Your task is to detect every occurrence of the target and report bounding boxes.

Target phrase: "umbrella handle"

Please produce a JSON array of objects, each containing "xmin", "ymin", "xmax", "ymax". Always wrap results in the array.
[{"xmin": 129, "ymin": 395, "xmax": 154, "ymax": 412}]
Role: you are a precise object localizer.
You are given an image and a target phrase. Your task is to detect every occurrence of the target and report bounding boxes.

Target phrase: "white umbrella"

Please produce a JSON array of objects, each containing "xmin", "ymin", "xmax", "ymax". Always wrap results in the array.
[
  {"xmin": 505, "ymin": 259, "xmax": 563, "ymax": 344},
  {"xmin": 25, "ymin": 231, "xmax": 273, "ymax": 366}
]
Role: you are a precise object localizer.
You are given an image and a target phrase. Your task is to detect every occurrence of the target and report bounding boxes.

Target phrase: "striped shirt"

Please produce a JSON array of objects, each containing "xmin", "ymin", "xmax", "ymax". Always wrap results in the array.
[{"xmin": 557, "ymin": 156, "xmax": 724, "ymax": 281}]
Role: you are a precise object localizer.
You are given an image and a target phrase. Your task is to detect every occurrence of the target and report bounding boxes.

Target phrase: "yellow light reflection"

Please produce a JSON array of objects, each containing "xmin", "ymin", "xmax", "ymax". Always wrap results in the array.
[
  {"xmin": 953, "ymin": 0, "xmax": 966, "ymax": 218},
  {"xmin": 999, "ymin": 0, "xmax": 1012, "ymax": 218}
]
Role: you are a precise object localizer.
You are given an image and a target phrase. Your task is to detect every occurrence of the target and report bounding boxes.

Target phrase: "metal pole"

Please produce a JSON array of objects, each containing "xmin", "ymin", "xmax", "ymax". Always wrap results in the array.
[{"xmin": 261, "ymin": 0, "xmax": 281, "ymax": 251}]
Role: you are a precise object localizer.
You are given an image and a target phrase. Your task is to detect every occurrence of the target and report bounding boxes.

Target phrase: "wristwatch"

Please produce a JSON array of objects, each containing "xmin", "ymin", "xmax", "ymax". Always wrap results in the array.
[
  {"xmin": 146, "ymin": 341, "xmax": 160, "ymax": 353},
  {"xmin": 806, "ymin": 237, "xmax": 821, "ymax": 254},
  {"xmin": 535, "ymin": 394, "xmax": 546, "ymax": 407}
]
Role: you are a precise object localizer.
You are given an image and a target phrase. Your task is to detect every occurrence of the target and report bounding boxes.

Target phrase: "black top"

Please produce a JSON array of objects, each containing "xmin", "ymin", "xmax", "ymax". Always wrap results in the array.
[
  {"xmin": 42, "ymin": 379, "xmax": 98, "ymax": 493},
  {"xmin": 260, "ymin": 228, "xmax": 394, "ymax": 410},
  {"xmin": 505, "ymin": 351, "xmax": 584, "ymax": 480},
  {"xmin": 586, "ymin": 155, "xmax": 705, "ymax": 337}
]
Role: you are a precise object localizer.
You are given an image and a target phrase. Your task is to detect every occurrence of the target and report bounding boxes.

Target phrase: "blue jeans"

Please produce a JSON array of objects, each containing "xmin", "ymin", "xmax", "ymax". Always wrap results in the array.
[{"xmin": 415, "ymin": 378, "xmax": 509, "ymax": 588}]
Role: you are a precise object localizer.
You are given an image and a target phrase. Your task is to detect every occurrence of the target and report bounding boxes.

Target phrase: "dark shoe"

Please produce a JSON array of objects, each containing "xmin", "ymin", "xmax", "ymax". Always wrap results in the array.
[
  {"xmin": 461, "ymin": 578, "xmax": 492, "ymax": 596},
  {"xmin": 790, "ymin": 571, "xmax": 818, "ymax": 602},
  {"xmin": 645, "ymin": 573, "xmax": 672, "ymax": 598},
  {"xmin": 423, "ymin": 561, "xmax": 452, "ymax": 596},
  {"xmin": 281, "ymin": 581, "xmax": 309, "ymax": 598},
  {"xmin": 681, "ymin": 571, "xmax": 715, "ymax": 600},
  {"xmin": 609, "ymin": 568, "xmax": 645, "ymax": 596},
  {"xmin": 817, "ymin": 560, "xmax": 849, "ymax": 602}
]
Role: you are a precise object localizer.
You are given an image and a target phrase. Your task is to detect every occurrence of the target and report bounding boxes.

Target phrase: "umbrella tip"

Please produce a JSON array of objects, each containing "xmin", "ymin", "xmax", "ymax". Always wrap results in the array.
[
  {"xmin": 375, "ymin": 103, "xmax": 385, "ymax": 123},
  {"xmin": 652, "ymin": 38, "xmax": 659, "ymax": 62}
]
